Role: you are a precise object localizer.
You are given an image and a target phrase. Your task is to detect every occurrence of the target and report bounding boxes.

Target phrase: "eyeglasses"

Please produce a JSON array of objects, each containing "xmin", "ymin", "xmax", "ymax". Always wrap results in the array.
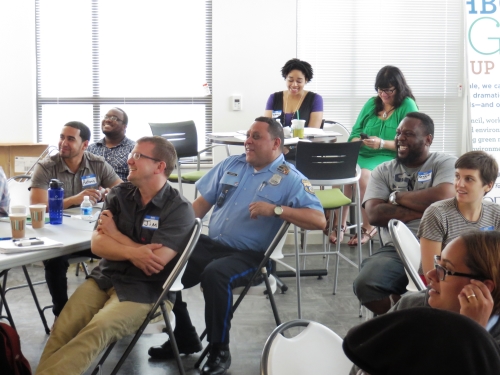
[
  {"xmin": 377, "ymin": 87, "xmax": 396, "ymax": 95},
  {"xmin": 103, "ymin": 115, "xmax": 124, "ymax": 123},
  {"xmin": 128, "ymin": 152, "xmax": 161, "ymax": 163},
  {"xmin": 433, "ymin": 255, "xmax": 484, "ymax": 281}
]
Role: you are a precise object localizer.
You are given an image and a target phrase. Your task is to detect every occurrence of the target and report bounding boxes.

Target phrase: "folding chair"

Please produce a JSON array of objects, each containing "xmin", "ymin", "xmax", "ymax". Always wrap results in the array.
[
  {"xmin": 322, "ymin": 120, "xmax": 350, "ymax": 143},
  {"xmin": 260, "ymin": 319, "xmax": 352, "ymax": 375},
  {"xmin": 149, "ymin": 121, "xmax": 228, "ymax": 198},
  {"xmin": 91, "ymin": 218, "xmax": 202, "ymax": 375},
  {"xmin": 388, "ymin": 219, "xmax": 426, "ymax": 292},
  {"xmin": 194, "ymin": 221, "xmax": 291, "ymax": 370}
]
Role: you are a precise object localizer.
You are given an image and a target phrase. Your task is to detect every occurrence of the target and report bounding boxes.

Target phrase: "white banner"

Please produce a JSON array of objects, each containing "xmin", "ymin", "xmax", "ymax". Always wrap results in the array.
[{"xmin": 466, "ymin": 0, "xmax": 500, "ymax": 202}]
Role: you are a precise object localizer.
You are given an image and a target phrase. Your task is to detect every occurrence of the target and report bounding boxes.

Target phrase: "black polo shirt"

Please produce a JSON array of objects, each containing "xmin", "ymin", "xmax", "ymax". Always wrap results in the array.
[{"xmin": 89, "ymin": 181, "xmax": 195, "ymax": 303}]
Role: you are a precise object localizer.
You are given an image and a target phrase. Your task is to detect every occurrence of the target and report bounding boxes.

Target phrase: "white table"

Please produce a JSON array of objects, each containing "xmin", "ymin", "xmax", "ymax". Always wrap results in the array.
[{"xmin": 0, "ymin": 216, "xmax": 96, "ymax": 333}]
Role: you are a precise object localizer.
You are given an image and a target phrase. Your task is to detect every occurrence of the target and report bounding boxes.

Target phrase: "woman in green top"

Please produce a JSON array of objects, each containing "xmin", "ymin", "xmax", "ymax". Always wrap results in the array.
[{"xmin": 330, "ymin": 66, "xmax": 418, "ymax": 246}]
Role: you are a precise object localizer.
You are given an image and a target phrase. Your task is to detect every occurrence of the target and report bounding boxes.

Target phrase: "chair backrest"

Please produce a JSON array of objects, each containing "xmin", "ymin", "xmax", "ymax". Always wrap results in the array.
[
  {"xmin": 163, "ymin": 218, "xmax": 203, "ymax": 292},
  {"xmin": 149, "ymin": 121, "xmax": 198, "ymax": 159},
  {"xmin": 295, "ymin": 141, "xmax": 362, "ymax": 183},
  {"xmin": 7, "ymin": 175, "xmax": 32, "ymax": 209},
  {"xmin": 260, "ymin": 319, "xmax": 352, "ymax": 375},
  {"xmin": 388, "ymin": 219, "xmax": 426, "ymax": 292},
  {"xmin": 322, "ymin": 121, "xmax": 350, "ymax": 143}
]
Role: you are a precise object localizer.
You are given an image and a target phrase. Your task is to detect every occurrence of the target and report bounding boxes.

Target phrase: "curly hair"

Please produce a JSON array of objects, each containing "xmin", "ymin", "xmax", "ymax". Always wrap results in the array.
[{"xmin": 281, "ymin": 58, "xmax": 314, "ymax": 82}]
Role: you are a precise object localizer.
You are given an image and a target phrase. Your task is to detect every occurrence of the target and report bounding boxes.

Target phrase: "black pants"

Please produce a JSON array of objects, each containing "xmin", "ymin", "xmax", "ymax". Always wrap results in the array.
[
  {"xmin": 43, "ymin": 249, "xmax": 98, "ymax": 316},
  {"xmin": 174, "ymin": 235, "xmax": 264, "ymax": 345}
]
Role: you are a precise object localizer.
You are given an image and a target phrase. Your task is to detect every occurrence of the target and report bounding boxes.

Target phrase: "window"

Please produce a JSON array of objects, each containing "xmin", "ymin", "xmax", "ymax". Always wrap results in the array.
[
  {"xmin": 297, "ymin": 0, "xmax": 463, "ymax": 156},
  {"xmin": 36, "ymin": 0, "xmax": 212, "ymax": 160}
]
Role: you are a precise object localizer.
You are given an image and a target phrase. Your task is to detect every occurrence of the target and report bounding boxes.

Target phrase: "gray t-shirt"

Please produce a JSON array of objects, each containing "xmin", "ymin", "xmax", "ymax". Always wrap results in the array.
[
  {"xmin": 418, "ymin": 197, "xmax": 500, "ymax": 246},
  {"xmin": 363, "ymin": 152, "xmax": 456, "ymax": 245},
  {"xmin": 31, "ymin": 152, "xmax": 120, "ymax": 203}
]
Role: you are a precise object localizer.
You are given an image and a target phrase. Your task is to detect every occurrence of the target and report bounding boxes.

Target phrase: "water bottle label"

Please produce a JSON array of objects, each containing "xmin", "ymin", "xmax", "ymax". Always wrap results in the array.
[
  {"xmin": 142, "ymin": 215, "xmax": 159, "ymax": 230},
  {"xmin": 81, "ymin": 207, "xmax": 93, "ymax": 216},
  {"xmin": 81, "ymin": 174, "xmax": 97, "ymax": 188}
]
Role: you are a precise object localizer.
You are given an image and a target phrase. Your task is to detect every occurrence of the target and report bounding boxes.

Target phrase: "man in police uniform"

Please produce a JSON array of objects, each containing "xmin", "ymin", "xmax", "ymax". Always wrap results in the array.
[
  {"xmin": 148, "ymin": 117, "xmax": 326, "ymax": 375},
  {"xmin": 30, "ymin": 121, "xmax": 122, "ymax": 318}
]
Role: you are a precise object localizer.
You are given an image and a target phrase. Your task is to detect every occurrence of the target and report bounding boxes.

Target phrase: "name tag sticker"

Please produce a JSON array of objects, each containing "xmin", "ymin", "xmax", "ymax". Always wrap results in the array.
[
  {"xmin": 221, "ymin": 171, "xmax": 240, "ymax": 187},
  {"xmin": 417, "ymin": 170, "xmax": 432, "ymax": 182},
  {"xmin": 272, "ymin": 110, "xmax": 282, "ymax": 119},
  {"xmin": 480, "ymin": 226, "xmax": 494, "ymax": 231},
  {"xmin": 142, "ymin": 215, "xmax": 159, "ymax": 230},
  {"xmin": 81, "ymin": 174, "xmax": 97, "ymax": 188}
]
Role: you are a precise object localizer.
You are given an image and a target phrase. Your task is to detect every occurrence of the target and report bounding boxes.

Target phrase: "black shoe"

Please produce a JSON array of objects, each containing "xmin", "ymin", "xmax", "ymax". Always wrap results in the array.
[
  {"xmin": 201, "ymin": 347, "xmax": 231, "ymax": 375},
  {"xmin": 148, "ymin": 336, "xmax": 202, "ymax": 360}
]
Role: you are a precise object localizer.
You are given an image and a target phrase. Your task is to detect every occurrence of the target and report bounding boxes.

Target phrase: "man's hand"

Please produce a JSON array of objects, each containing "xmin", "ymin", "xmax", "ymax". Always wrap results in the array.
[
  {"xmin": 129, "ymin": 243, "xmax": 166, "ymax": 276},
  {"xmin": 249, "ymin": 201, "xmax": 275, "ymax": 219},
  {"xmin": 96, "ymin": 209, "xmax": 119, "ymax": 236},
  {"xmin": 458, "ymin": 279, "xmax": 494, "ymax": 328}
]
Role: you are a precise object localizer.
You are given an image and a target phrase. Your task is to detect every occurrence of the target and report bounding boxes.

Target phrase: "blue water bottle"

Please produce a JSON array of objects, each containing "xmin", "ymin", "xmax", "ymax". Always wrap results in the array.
[{"xmin": 48, "ymin": 179, "xmax": 64, "ymax": 225}]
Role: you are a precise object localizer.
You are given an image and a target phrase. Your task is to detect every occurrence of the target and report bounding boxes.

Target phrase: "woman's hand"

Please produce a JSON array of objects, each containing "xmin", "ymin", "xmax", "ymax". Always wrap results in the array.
[
  {"xmin": 458, "ymin": 279, "xmax": 494, "ymax": 328},
  {"xmin": 362, "ymin": 136, "xmax": 382, "ymax": 149}
]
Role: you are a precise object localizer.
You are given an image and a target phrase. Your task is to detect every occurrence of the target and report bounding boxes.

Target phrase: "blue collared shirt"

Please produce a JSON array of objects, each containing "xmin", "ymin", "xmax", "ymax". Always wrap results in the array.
[
  {"xmin": 196, "ymin": 154, "xmax": 323, "ymax": 252},
  {"xmin": 87, "ymin": 137, "xmax": 135, "ymax": 181}
]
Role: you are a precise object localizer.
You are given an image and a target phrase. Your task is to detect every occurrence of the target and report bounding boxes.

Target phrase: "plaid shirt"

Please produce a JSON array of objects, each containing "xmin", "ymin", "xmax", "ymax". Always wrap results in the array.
[
  {"xmin": 87, "ymin": 137, "xmax": 135, "ymax": 181},
  {"xmin": 0, "ymin": 167, "xmax": 9, "ymax": 217}
]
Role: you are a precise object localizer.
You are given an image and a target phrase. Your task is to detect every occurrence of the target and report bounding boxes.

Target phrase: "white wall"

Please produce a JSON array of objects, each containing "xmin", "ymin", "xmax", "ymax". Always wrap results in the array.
[
  {"xmin": 0, "ymin": 0, "xmax": 36, "ymax": 143},
  {"xmin": 212, "ymin": 0, "xmax": 296, "ymax": 163}
]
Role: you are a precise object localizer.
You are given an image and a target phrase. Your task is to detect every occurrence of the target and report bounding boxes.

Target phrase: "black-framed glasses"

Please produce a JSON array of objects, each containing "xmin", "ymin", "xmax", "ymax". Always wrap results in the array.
[
  {"xmin": 103, "ymin": 115, "xmax": 124, "ymax": 123},
  {"xmin": 377, "ymin": 87, "xmax": 396, "ymax": 95},
  {"xmin": 128, "ymin": 152, "xmax": 161, "ymax": 163},
  {"xmin": 434, "ymin": 255, "xmax": 484, "ymax": 281}
]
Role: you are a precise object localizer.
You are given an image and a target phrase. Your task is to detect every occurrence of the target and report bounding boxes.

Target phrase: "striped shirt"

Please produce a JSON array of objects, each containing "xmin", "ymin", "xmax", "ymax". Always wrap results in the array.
[{"xmin": 417, "ymin": 197, "xmax": 500, "ymax": 247}]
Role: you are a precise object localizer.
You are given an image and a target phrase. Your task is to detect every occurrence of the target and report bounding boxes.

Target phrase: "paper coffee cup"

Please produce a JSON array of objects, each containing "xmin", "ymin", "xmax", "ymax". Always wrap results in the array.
[
  {"xmin": 29, "ymin": 204, "xmax": 47, "ymax": 229},
  {"xmin": 9, "ymin": 214, "xmax": 27, "ymax": 239}
]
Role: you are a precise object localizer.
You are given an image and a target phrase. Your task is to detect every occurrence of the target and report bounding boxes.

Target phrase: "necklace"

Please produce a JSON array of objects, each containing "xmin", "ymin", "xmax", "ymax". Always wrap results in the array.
[
  {"xmin": 382, "ymin": 106, "xmax": 395, "ymax": 119},
  {"xmin": 284, "ymin": 90, "xmax": 305, "ymax": 118}
]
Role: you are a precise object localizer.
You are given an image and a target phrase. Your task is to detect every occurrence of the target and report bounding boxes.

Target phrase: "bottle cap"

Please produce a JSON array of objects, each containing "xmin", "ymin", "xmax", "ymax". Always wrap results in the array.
[{"xmin": 49, "ymin": 179, "xmax": 64, "ymax": 189}]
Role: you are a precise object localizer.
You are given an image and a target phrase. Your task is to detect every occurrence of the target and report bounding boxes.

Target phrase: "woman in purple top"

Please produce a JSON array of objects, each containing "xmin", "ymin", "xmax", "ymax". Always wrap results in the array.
[{"xmin": 264, "ymin": 58, "xmax": 323, "ymax": 129}]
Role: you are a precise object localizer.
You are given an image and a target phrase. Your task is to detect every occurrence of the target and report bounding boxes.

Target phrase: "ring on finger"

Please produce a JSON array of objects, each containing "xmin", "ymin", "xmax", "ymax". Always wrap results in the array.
[{"xmin": 466, "ymin": 294, "xmax": 476, "ymax": 300}]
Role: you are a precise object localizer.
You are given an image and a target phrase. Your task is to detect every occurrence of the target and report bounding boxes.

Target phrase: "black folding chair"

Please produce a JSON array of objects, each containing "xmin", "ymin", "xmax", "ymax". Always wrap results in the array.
[
  {"xmin": 194, "ymin": 221, "xmax": 291, "ymax": 370},
  {"xmin": 91, "ymin": 218, "xmax": 203, "ymax": 375}
]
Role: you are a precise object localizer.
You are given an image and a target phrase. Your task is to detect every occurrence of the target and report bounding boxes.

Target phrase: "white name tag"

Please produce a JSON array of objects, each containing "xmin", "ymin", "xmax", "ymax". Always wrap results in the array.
[
  {"xmin": 81, "ymin": 174, "xmax": 97, "ymax": 188},
  {"xmin": 417, "ymin": 170, "xmax": 432, "ymax": 182},
  {"xmin": 272, "ymin": 110, "xmax": 282, "ymax": 119},
  {"xmin": 142, "ymin": 215, "xmax": 159, "ymax": 230}
]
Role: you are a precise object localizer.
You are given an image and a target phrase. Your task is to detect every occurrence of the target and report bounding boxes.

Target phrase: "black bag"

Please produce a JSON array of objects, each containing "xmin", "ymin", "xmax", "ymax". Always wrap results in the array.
[{"xmin": 0, "ymin": 322, "xmax": 32, "ymax": 375}]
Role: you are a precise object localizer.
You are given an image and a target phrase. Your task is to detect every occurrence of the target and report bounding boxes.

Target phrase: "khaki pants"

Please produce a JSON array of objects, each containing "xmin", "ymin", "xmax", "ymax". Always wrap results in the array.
[{"xmin": 36, "ymin": 278, "xmax": 171, "ymax": 375}]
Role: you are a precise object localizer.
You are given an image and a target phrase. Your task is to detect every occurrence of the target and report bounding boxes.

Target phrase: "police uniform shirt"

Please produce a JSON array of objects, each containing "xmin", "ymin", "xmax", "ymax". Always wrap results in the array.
[{"xmin": 196, "ymin": 154, "xmax": 323, "ymax": 252}]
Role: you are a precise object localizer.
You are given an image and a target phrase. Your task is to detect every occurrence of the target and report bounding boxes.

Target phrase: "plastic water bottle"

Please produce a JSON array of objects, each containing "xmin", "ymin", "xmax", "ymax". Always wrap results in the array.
[
  {"xmin": 80, "ymin": 196, "xmax": 93, "ymax": 220},
  {"xmin": 48, "ymin": 179, "xmax": 64, "ymax": 225}
]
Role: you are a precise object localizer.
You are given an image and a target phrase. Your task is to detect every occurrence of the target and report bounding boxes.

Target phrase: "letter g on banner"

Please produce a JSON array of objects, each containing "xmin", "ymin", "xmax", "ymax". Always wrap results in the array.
[{"xmin": 469, "ymin": 17, "xmax": 500, "ymax": 55}]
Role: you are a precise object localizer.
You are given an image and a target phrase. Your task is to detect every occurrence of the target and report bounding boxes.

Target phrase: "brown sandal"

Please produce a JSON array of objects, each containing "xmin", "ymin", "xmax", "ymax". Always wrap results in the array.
[
  {"xmin": 324, "ymin": 225, "xmax": 345, "ymax": 245},
  {"xmin": 348, "ymin": 227, "xmax": 377, "ymax": 247}
]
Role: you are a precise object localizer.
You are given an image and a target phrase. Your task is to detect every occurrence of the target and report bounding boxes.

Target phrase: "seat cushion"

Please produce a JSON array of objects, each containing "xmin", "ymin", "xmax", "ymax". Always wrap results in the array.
[
  {"xmin": 315, "ymin": 188, "xmax": 351, "ymax": 209},
  {"xmin": 168, "ymin": 173, "xmax": 179, "ymax": 182},
  {"xmin": 181, "ymin": 170, "xmax": 206, "ymax": 182}
]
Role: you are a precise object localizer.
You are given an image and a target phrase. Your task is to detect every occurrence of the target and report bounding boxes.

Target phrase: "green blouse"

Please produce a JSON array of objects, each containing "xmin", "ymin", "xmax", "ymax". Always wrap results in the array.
[{"xmin": 348, "ymin": 96, "xmax": 418, "ymax": 170}]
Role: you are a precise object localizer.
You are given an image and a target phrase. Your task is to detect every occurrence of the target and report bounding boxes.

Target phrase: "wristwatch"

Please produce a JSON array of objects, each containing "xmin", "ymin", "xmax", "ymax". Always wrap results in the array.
[
  {"xmin": 274, "ymin": 205, "xmax": 284, "ymax": 217},
  {"xmin": 389, "ymin": 191, "xmax": 399, "ymax": 205}
]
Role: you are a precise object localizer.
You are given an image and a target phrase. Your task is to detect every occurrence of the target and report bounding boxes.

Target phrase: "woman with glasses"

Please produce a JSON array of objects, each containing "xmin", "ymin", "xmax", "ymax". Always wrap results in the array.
[
  {"xmin": 329, "ymin": 66, "xmax": 418, "ymax": 246},
  {"xmin": 264, "ymin": 58, "xmax": 323, "ymax": 161},
  {"xmin": 418, "ymin": 151, "xmax": 500, "ymax": 281},
  {"xmin": 391, "ymin": 231, "xmax": 500, "ymax": 342}
]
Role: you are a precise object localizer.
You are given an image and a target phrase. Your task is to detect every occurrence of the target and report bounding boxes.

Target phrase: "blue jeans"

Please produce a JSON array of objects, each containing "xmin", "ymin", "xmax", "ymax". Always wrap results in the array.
[{"xmin": 353, "ymin": 245, "xmax": 408, "ymax": 304}]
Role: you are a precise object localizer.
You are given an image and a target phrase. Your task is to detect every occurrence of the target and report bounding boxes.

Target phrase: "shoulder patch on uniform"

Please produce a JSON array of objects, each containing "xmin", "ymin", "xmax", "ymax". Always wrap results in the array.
[{"xmin": 302, "ymin": 179, "xmax": 315, "ymax": 195}]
